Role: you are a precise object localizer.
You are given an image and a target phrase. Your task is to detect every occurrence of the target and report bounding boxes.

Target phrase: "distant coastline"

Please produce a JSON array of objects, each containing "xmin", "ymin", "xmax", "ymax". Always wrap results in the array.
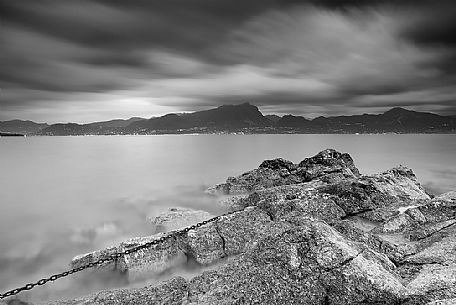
[{"xmin": 1, "ymin": 103, "xmax": 456, "ymax": 136}]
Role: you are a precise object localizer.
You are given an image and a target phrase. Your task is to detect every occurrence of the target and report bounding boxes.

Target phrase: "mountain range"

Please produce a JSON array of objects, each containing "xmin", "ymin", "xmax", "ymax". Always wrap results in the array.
[{"xmin": 1, "ymin": 103, "xmax": 455, "ymax": 136}]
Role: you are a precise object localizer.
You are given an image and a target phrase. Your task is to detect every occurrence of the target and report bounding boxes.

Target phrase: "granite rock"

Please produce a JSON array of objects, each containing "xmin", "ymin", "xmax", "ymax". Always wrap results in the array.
[
  {"xmin": 186, "ymin": 206, "xmax": 273, "ymax": 264},
  {"xmin": 407, "ymin": 264, "xmax": 456, "ymax": 300},
  {"xmin": 149, "ymin": 207, "xmax": 214, "ymax": 233}
]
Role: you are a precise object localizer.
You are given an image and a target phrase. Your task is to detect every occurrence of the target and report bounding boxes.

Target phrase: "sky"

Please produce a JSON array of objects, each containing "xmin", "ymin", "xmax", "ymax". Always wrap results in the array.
[{"xmin": 1, "ymin": 0, "xmax": 456, "ymax": 123}]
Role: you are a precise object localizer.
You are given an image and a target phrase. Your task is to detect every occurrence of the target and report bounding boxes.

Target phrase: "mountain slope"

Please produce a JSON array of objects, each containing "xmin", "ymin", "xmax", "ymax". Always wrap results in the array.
[
  {"xmin": 276, "ymin": 115, "xmax": 311, "ymax": 128},
  {"xmin": 265, "ymin": 114, "xmax": 281, "ymax": 123}
]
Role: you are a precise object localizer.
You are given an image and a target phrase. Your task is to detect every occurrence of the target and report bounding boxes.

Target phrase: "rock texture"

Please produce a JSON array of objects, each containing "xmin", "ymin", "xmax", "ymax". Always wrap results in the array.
[
  {"xmin": 149, "ymin": 207, "xmax": 214, "ymax": 233},
  {"xmin": 10, "ymin": 149, "xmax": 456, "ymax": 305}
]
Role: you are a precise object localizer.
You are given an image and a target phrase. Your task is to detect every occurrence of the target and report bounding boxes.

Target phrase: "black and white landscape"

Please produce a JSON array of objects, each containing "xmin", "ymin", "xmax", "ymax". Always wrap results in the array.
[{"xmin": 1, "ymin": 1, "xmax": 456, "ymax": 304}]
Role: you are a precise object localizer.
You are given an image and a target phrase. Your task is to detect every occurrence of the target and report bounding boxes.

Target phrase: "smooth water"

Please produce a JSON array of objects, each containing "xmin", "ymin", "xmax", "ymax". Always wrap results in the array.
[{"xmin": 1, "ymin": 134, "xmax": 455, "ymax": 302}]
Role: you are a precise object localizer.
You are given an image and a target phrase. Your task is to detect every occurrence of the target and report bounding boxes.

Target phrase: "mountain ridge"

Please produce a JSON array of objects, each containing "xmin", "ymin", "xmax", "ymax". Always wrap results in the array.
[{"xmin": 2, "ymin": 104, "xmax": 456, "ymax": 135}]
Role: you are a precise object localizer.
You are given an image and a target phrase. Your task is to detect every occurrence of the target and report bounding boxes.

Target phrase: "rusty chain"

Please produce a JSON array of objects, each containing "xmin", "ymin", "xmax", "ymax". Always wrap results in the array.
[{"xmin": 0, "ymin": 208, "xmax": 242, "ymax": 299}]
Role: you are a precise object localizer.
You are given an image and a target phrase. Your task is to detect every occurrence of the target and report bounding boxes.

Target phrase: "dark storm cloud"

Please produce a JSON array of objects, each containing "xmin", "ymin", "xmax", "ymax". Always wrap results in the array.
[
  {"xmin": 399, "ymin": 1, "xmax": 456, "ymax": 48},
  {"xmin": 1, "ymin": 0, "xmax": 288, "ymax": 60},
  {"xmin": 0, "ymin": 0, "xmax": 455, "ymax": 122}
]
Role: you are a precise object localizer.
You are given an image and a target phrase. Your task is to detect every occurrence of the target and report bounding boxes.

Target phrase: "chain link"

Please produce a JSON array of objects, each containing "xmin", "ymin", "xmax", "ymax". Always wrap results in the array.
[{"xmin": 0, "ymin": 208, "xmax": 241, "ymax": 299}]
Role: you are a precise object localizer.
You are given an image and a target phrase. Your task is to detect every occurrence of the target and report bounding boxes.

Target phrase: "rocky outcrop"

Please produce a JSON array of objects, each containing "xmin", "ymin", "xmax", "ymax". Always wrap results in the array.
[
  {"xmin": 207, "ymin": 149, "xmax": 360, "ymax": 195},
  {"xmin": 12, "ymin": 149, "xmax": 456, "ymax": 305}
]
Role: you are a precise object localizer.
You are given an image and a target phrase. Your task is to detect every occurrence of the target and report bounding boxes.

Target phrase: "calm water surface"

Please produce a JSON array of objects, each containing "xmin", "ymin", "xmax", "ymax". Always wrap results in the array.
[{"xmin": 0, "ymin": 134, "xmax": 455, "ymax": 302}]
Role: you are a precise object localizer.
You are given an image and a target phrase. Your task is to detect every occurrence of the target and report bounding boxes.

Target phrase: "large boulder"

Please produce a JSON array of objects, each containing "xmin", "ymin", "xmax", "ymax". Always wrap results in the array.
[
  {"xmin": 297, "ymin": 148, "xmax": 360, "ymax": 182},
  {"xmin": 318, "ymin": 166, "xmax": 430, "ymax": 217}
]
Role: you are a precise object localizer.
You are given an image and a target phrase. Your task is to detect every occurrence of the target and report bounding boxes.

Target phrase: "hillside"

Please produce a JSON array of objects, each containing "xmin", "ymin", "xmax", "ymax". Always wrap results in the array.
[{"xmin": 0, "ymin": 120, "xmax": 48, "ymax": 135}]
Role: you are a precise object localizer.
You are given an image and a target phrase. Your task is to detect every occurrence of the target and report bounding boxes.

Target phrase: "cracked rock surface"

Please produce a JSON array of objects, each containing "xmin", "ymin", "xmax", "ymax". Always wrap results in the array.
[{"xmin": 18, "ymin": 149, "xmax": 456, "ymax": 305}]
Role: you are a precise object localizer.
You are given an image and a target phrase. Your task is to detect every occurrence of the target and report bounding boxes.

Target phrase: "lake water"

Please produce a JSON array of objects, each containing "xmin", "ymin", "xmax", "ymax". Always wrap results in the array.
[{"xmin": 1, "ymin": 134, "xmax": 455, "ymax": 302}]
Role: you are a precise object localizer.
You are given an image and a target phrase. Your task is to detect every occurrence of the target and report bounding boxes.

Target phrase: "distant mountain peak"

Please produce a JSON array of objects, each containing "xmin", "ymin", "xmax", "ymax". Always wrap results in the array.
[
  {"xmin": 383, "ymin": 107, "xmax": 412, "ymax": 115},
  {"xmin": 218, "ymin": 102, "xmax": 256, "ymax": 109}
]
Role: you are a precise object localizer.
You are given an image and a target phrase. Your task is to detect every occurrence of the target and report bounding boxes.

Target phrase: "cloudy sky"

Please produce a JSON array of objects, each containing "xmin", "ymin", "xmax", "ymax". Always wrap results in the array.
[{"xmin": 1, "ymin": 0, "xmax": 455, "ymax": 123}]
